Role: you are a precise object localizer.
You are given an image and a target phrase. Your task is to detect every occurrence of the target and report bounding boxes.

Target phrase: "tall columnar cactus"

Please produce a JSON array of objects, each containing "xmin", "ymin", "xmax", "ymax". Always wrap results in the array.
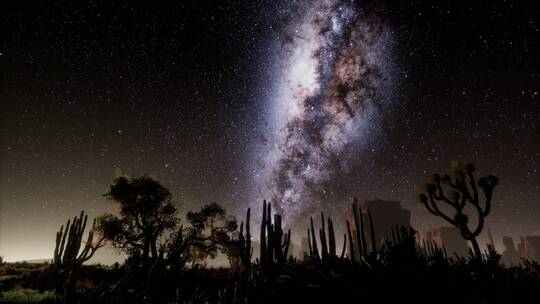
[
  {"xmin": 308, "ymin": 217, "xmax": 320, "ymax": 261},
  {"xmin": 259, "ymin": 200, "xmax": 291, "ymax": 274},
  {"xmin": 347, "ymin": 198, "xmax": 377, "ymax": 264},
  {"xmin": 308, "ymin": 211, "xmax": 347, "ymax": 265},
  {"xmin": 238, "ymin": 208, "xmax": 252, "ymax": 274},
  {"xmin": 367, "ymin": 209, "xmax": 376, "ymax": 253},
  {"xmin": 346, "ymin": 220, "xmax": 355, "ymax": 262},
  {"xmin": 53, "ymin": 211, "xmax": 103, "ymax": 294},
  {"xmin": 319, "ymin": 212, "xmax": 329, "ymax": 262},
  {"xmin": 54, "ymin": 211, "xmax": 103, "ymax": 270},
  {"xmin": 418, "ymin": 161, "xmax": 498, "ymax": 260}
]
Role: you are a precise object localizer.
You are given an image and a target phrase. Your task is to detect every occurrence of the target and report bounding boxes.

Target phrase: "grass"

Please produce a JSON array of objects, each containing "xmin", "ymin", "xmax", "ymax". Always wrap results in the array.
[{"xmin": 1, "ymin": 288, "xmax": 56, "ymax": 303}]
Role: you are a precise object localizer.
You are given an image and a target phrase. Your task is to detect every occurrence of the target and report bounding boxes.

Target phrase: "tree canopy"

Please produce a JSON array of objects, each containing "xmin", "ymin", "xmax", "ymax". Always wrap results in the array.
[{"xmin": 96, "ymin": 175, "xmax": 178, "ymax": 261}]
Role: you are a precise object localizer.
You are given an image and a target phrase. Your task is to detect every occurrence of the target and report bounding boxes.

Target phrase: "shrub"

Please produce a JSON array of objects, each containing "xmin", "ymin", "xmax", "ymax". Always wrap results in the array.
[{"xmin": 1, "ymin": 288, "xmax": 56, "ymax": 303}]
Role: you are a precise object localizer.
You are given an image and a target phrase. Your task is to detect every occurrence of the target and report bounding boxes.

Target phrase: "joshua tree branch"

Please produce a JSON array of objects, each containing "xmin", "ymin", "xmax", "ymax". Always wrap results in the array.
[
  {"xmin": 418, "ymin": 162, "xmax": 498, "ymax": 261},
  {"xmin": 428, "ymin": 191, "xmax": 457, "ymax": 226},
  {"xmin": 434, "ymin": 181, "xmax": 457, "ymax": 208},
  {"xmin": 421, "ymin": 196, "xmax": 438, "ymax": 216},
  {"xmin": 467, "ymin": 172, "xmax": 479, "ymax": 204}
]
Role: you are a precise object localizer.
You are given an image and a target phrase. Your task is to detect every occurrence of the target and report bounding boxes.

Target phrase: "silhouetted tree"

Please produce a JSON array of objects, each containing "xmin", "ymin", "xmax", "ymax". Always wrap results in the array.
[
  {"xmin": 221, "ymin": 208, "xmax": 252, "ymax": 275},
  {"xmin": 163, "ymin": 224, "xmax": 192, "ymax": 272},
  {"xmin": 96, "ymin": 175, "xmax": 178, "ymax": 263},
  {"xmin": 163, "ymin": 202, "xmax": 238, "ymax": 271},
  {"xmin": 418, "ymin": 161, "xmax": 498, "ymax": 260},
  {"xmin": 185, "ymin": 202, "xmax": 238, "ymax": 264}
]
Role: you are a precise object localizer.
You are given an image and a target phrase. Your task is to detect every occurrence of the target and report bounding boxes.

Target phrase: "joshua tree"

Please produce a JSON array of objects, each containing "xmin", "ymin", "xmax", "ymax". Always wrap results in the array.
[{"xmin": 418, "ymin": 161, "xmax": 498, "ymax": 260}]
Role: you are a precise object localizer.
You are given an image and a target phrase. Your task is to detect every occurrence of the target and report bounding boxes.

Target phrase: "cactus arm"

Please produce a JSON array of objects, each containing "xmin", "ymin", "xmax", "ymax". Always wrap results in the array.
[
  {"xmin": 352, "ymin": 201, "xmax": 364, "ymax": 258},
  {"xmin": 307, "ymin": 229, "xmax": 313, "ymax": 258},
  {"xmin": 246, "ymin": 208, "xmax": 251, "ymax": 261},
  {"xmin": 54, "ymin": 225, "xmax": 64, "ymax": 265},
  {"xmin": 340, "ymin": 233, "xmax": 347, "ymax": 259},
  {"xmin": 328, "ymin": 217, "xmax": 336, "ymax": 258},
  {"xmin": 61, "ymin": 218, "xmax": 75, "ymax": 264},
  {"xmin": 320, "ymin": 212, "xmax": 328, "ymax": 261},
  {"xmin": 367, "ymin": 210, "xmax": 376, "ymax": 253},
  {"xmin": 346, "ymin": 220, "xmax": 355, "ymax": 263},
  {"xmin": 357, "ymin": 205, "xmax": 367, "ymax": 256},
  {"xmin": 58, "ymin": 220, "xmax": 70, "ymax": 264},
  {"xmin": 74, "ymin": 213, "xmax": 88, "ymax": 260},
  {"xmin": 309, "ymin": 217, "xmax": 320, "ymax": 260},
  {"xmin": 282, "ymin": 230, "xmax": 291, "ymax": 257},
  {"xmin": 260, "ymin": 200, "xmax": 267, "ymax": 266},
  {"xmin": 267, "ymin": 203, "xmax": 274, "ymax": 265}
]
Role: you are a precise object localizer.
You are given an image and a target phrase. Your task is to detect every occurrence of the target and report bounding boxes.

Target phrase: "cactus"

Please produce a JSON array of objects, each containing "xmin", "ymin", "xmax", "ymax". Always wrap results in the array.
[
  {"xmin": 54, "ymin": 211, "xmax": 103, "ymax": 270},
  {"xmin": 308, "ymin": 217, "xmax": 320, "ymax": 261},
  {"xmin": 259, "ymin": 200, "xmax": 291, "ymax": 274},
  {"xmin": 420, "ymin": 238, "xmax": 448, "ymax": 261},
  {"xmin": 346, "ymin": 220, "xmax": 355, "ymax": 261},
  {"xmin": 307, "ymin": 211, "xmax": 347, "ymax": 265},
  {"xmin": 319, "ymin": 212, "xmax": 329, "ymax": 262},
  {"xmin": 53, "ymin": 211, "xmax": 103, "ymax": 293},
  {"xmin": 238, "ymin": 208, "xmax": 252, "ymax": 274},
  {"xmin": 347, "ymin": 198, "xmax": 377, "ymax": 264},
  {"xmin": 367, "ymin": 210, "xmax": 377, "ymax": 252}
]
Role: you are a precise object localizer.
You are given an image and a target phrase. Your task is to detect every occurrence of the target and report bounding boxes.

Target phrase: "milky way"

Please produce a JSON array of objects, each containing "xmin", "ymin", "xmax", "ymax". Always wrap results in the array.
[{"xmin": 255, "ymin": 0, "xmax": 395, "ymax": 224}]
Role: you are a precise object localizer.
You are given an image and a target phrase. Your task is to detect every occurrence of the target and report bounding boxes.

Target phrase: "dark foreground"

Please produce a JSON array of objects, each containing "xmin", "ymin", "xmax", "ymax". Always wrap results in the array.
[
  {"xmin": 1, "ymin": 251, "xmax": 539, "ymax": 304},
  {"xmin": 2, "ymin": 169, "xmax": 538, "ymax": 303}
]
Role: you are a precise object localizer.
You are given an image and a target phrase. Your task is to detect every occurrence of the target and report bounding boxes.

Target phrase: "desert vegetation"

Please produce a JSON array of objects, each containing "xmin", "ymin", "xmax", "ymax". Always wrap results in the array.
[{"xmin": 1, "ymin": 163, "xmax": 539, "ymax": 304}]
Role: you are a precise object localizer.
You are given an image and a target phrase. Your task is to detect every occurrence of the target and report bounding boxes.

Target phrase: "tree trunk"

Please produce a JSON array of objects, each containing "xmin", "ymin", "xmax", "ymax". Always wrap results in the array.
[
  {"xmin": 150, "ymin": 238, "xmax": 158, "ymax": 260},
  {"xmin": 143, "ymin": 240, "xmax": 150, "ymax": 261}
]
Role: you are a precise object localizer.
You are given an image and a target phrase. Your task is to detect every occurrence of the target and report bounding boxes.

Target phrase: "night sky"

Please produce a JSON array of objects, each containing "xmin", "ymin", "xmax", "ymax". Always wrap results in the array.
[{"xmin": 1, "ymin": 1, "xmax": 538, "ymax": 262}]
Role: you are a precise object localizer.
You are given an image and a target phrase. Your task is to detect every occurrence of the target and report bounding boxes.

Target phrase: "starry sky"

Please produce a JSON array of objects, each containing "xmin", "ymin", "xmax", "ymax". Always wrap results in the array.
[{"xmin": 1, "ymin": 0, "xmax": 539, "ymax": 262}]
